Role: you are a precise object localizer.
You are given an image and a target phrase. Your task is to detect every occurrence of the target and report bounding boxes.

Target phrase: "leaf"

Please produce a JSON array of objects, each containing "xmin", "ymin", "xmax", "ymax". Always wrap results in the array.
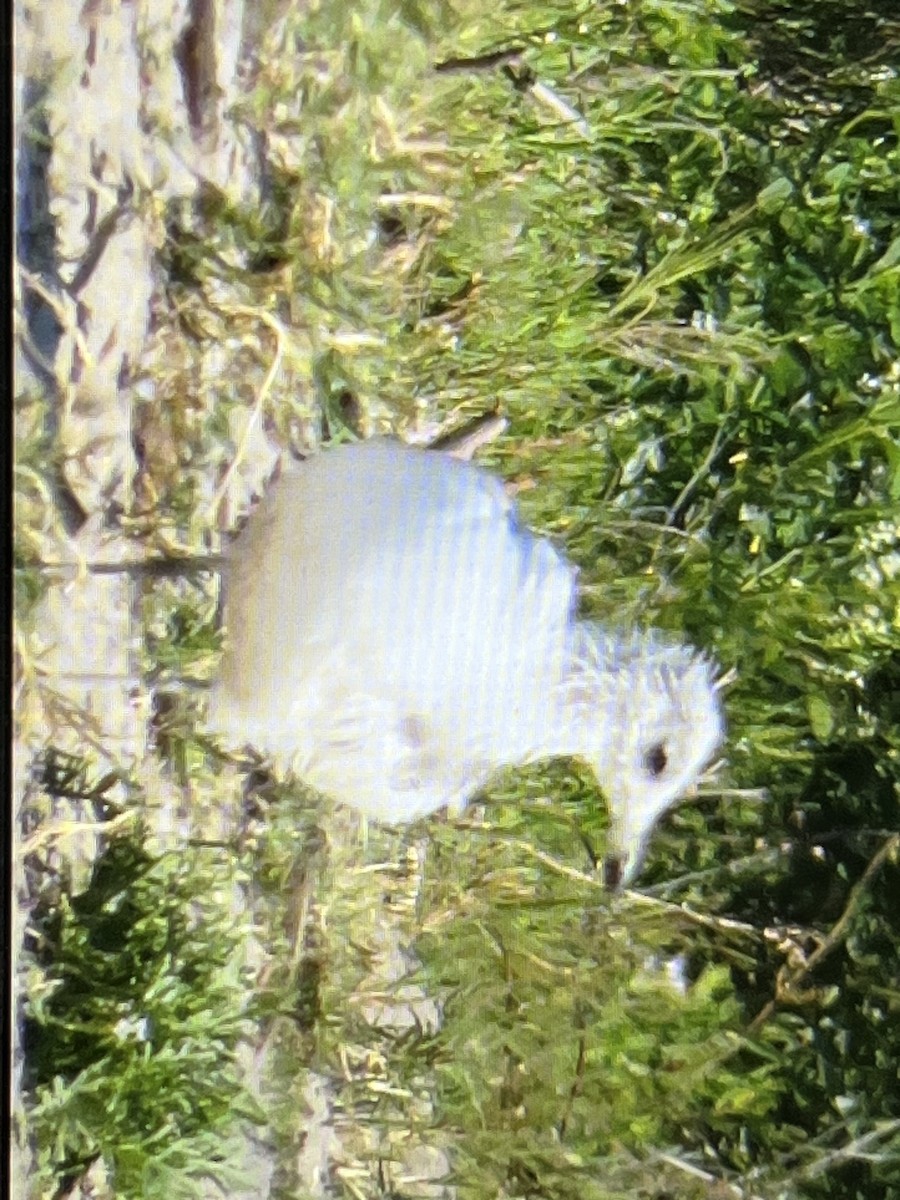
[
  {"xmin": 757, "ymin": 177, "xmax": 794, "ymax": 213},
  {"xmin": 808, "ymin": 694, "xmax": 836, "ymax": 741}
]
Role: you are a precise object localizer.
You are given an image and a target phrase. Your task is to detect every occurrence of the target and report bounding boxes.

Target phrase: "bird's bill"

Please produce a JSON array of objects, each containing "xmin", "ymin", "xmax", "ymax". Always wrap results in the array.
[
  {"xmin": 601, "ymin": 809, "xmax": 653, "ymax": 890},
  {"xmin": 602, "ymin": 853, "xmax": 625, "ymax": 890}
]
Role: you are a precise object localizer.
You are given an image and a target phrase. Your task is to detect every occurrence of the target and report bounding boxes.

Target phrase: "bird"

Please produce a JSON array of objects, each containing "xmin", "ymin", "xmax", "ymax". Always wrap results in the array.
[{"xmin": 207, "ymin": 437, "xmax": 725, "ymax": 885}]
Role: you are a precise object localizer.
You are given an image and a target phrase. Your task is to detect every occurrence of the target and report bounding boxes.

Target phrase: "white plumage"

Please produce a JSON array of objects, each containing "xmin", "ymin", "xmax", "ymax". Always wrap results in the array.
[{"xmin": 208, "ymin": 438, "xmax": 724, "ymax": 883}]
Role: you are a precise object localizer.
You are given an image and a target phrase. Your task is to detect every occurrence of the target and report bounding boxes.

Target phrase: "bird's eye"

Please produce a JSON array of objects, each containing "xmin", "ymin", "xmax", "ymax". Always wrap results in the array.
[{"xmin": 643, "ymin": 742, "xmax": 668, "ymax": 778}]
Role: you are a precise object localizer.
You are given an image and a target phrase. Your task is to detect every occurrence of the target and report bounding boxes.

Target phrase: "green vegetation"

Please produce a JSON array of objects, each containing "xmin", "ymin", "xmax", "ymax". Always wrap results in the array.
[
  {"xmin": 16, "ymin": 0, "xmax": 899, "ymax": 1197},
  {"xmin": 21, "ymin": 783, "xmax": 260, "ymax": 1199}
]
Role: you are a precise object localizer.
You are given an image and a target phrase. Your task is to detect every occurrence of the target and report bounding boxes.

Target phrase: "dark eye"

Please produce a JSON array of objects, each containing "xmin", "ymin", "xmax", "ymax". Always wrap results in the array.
[{"xmin": 643, "ymin": 742, "xmax": 668, "ymax": 778}]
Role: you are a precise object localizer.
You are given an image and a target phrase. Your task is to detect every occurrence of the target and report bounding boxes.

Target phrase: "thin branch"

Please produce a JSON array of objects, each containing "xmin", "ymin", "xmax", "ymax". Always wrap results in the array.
[
  {"xmin": 202, "ymin": 307, "xmax": 287, "ymax": 525},
  {"xmin": 653, "ymin": 1150, "xmax": 767, "ymax": 1200},
  {"xmin": 747, "ymin": 833, "xmax": 900, "ymax": 1035},
  {"xmin": 433, "ymin": 46, "xmax": 525, "ymax": 74},
  {"xmin": 24, "ymin": 555, "xmax": 227, "ymax": 579},
  {"xmin": 797, "ymin": 1120, "xmax": 900, "ymax": 1179}
]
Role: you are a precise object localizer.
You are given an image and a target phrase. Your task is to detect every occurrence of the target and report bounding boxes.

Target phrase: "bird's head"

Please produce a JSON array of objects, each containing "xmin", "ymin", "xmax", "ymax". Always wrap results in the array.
[{"xmin": 571, "ymin": 628, "xmax": 725, "ymax": 888}]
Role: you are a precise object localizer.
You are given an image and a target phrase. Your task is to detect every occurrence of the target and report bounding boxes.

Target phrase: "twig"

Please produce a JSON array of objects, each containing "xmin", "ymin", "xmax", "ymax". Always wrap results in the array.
[
  {"xmin": 747, "ymin": 833, "xmax": 900, "ymax": 1035},
  {"xmin": 433, "ymin": 47, "xmax": 525, "ymax": 74},
  {"xmin": 203, "ymin": 307, "xmax": 287, "ymax": 524},
  {"xmin": 796, "ymin": 1119, "xmax": 900, "ymax": 1180},
  {"xmin": 25, "ymin": 555, "xmax": 226, "ymax": 579},
  {"xmin": 653, "ymin": 1150, "xmax": 767, "ymax": 1200}
]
